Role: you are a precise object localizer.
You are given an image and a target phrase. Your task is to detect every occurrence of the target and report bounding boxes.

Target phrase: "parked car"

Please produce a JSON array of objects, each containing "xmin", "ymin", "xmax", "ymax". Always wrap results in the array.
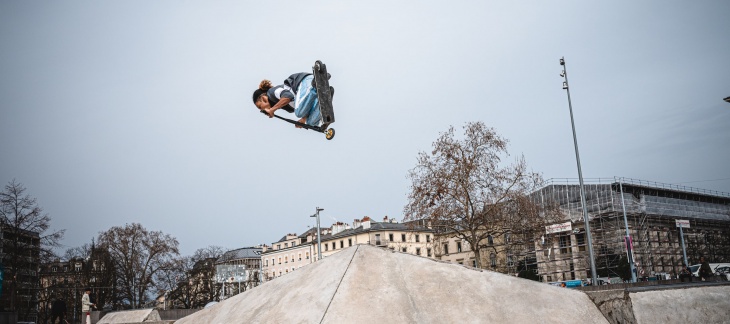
[
  {"xmin": 689, "ymin": 263, "xmax": 730, "ymax": 277},
  {"xmin": 714, "ymin": 266, "xmax": 730, "ymax": 281}
]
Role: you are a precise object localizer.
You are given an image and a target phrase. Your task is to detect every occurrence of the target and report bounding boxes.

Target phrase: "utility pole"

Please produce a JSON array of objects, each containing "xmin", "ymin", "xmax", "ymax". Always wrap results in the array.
[
  {"xmin": 617, "ymin": 179, "xmax": 637, "ymax": 282},
  {"xmin": 560, "ymin": 57, "xmax": 598, "ymax": 286},
  {"xmin": 311, "ymin": 207, "xmax": 324, "ymax": 261}
]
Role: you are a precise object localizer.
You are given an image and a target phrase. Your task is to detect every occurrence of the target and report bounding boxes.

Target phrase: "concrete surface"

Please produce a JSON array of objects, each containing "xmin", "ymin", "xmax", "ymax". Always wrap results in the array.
[
  {"xmin": 631, "ymin": 285, "xmax": 730, "ymax": 324},
  {"xmin": 584, "ymin": 289, "xmax": 637, "ymax": 324},
  {"xmin": 97, "ymin": 308, "xmax": 161, "ymax": 324},
  {"xmin": 177, "ymin": 244, "xmax": 608, "ymax": 324}
]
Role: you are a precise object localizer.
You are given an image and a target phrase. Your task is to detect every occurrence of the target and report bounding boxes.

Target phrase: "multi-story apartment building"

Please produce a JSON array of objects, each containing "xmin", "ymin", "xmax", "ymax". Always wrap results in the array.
[
  {"xmin": 315, "ymin": 216, "xmax": 435, "ymax": 259},
  {"xmin": 535, "ymin": 178, "xmax": 730, "ymax": 283},
  {"xmin": 262, "ymin": 216, "xmax": 436, "ymax": 280},
  {"xmin": 262, "ymin": 229, "xmax": 317, "ymax": 280},
  {"xmin": 0, "ymin": 225, "xmax": 40, "ymax": 322},
  {"xmin": 434, "ymin": 227, "xmax": 535, "ymax": 275}
]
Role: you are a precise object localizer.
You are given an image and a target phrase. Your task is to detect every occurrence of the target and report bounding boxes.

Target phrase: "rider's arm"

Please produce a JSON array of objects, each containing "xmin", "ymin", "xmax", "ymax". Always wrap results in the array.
[{"xmin": 266, "ymin": 97, "xmax": 291, "ymax": 117}]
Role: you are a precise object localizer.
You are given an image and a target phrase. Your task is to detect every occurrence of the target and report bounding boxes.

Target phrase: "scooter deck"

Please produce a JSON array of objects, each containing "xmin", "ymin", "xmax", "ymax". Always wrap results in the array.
[{"xmin": 312, "ymin": 60, "xmax": 335, "ymax": 127}]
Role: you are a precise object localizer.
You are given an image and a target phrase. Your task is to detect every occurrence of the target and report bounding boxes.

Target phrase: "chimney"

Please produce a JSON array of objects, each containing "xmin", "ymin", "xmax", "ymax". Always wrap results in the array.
[
  {"xmin": 353, "ymin": 218, "xmax": 362, "ymax": 228},
  {"xmin": 362, "ymin": 217, "xmax": 371, "ymax": 230},
  {"xmin": 332, "ymin": 222, "xmax": 346, "ymax": 235},
  {"xmin": 383, "ymin": 215, "xmax": 389, "ymax": 222}
]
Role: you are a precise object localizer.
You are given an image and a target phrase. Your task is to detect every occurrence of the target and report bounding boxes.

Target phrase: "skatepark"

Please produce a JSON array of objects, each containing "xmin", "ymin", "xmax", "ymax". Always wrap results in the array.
[{"xmin": 100, "ymin": 245, "xmax": 729, "ymax": 324}]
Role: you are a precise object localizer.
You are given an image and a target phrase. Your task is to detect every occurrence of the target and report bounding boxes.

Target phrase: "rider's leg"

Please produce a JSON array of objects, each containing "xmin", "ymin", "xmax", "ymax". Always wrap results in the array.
[{"xmin": 294, "ymin": 75, "xmax": 321, "ymax": 126}]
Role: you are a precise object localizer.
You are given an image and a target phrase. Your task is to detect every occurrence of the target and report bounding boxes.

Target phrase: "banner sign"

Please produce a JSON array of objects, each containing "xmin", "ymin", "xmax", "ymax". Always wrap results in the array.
[
  {"xmin": 546, "ymin": 221, "xmax": 572, "ymax": 234},
  {"xmin": 215, "ymin": 264, "xmax": 247, "ymax": 283},
  {"xmin": 675, "ymin": 219, "xmax": 690, "ymax": 228}
]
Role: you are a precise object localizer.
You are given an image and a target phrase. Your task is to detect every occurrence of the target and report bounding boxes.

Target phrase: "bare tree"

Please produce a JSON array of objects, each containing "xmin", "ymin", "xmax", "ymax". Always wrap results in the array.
[
  {"xmin": 98, "ymin": 223, "xmax": 179, "ymax": 309},
  {"xmin": 159, "ymin": 245, "xmax": 223, "ymax": 309},
  {"xmin": 0, "ymin": 179, "xmax": 64, "ymax": 318},
  {"xmin": 404, "ymin": 122, "xmax": 560, "ymax": 270}
]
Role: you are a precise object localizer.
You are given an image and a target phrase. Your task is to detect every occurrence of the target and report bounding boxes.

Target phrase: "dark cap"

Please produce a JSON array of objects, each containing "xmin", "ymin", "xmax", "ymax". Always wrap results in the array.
[{"xmin": 252, "ymin": 89, "xmax": 267, "ymax": 103}]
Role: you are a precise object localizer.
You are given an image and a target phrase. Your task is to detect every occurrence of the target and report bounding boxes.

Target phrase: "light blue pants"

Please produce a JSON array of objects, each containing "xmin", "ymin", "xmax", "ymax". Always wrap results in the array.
[{"xmin": 294, "ymin": 75, "xmax": 321, "ymax": 126}]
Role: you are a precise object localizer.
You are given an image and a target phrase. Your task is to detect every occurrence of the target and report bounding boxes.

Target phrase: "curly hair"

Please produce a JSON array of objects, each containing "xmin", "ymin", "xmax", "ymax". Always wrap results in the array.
[{"xmin": 252, "ymin": 79, "xmax": 273, "ymax": 103}]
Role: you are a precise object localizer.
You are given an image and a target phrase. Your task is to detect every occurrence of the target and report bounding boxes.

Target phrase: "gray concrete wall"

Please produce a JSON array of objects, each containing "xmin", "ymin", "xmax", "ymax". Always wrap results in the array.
[
  {"xmin": 584, "ymin": 284, "xmax": 730, "ymax": 324},
  {"xmin": 584, "ymin": 289, "xmax": 637, "ymax": 324}
]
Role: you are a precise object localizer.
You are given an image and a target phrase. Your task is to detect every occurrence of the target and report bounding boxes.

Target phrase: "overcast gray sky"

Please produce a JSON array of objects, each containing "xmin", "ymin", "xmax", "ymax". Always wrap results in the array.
[{"xmin": 2, "ymin": 1, "xmax": 729, "ymax": 256}]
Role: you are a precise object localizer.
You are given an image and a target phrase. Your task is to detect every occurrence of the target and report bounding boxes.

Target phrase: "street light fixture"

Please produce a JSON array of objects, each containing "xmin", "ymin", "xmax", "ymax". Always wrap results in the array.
[
  {"xmin": 724, "ymin": 96, "xmax": 730, "ymax": 103},
  {"xmin": 559, "ymin": 57, "xmax": 598, "ymax": 286},
  {"xmin": 310, "ymin": 207, "xmax": 324, "ymax": 261}
]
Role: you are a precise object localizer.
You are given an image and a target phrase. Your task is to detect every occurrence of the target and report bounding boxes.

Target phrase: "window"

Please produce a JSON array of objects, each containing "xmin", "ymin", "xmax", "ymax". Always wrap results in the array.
[
  {"xmin": 575, "ymin": 233, "xmax": 586, "ymax": 252},
  {"xmin": 507, "ymin": 254, "xmax": 514, "ymax": 267},
  {"xmin": 292, "ymin": 241, "xmax": 296, "ymax": 247},
  {"xmin": 426, "ymin": 235, "xmax": 431, "ymax": 243},
  {"xmin": 389, "ymin": 233, "xmax": 394, "ymax": 242},
  {"xmin": 444, "ymin": 243, "xmax": 449, "ymax": 255},
  {"xmin": 325, "ymin": 245, "xmax": 329, "ymax": 251},
  {"xmin": 402, "ymin": 234, "xmax": 406, "ymax": 242},
  {"xmin": 505, "ymin": 233, "xmax": 511, "ymax": 244},
  {"xmin": 272, "ymin": 258, "xmax": 275, "ymax": 265},
  {"xmin": 375, "ymin": 234, "xmax": 381, "ymax": 245},
  {"xmin": 559, "ymin": 235, "xmax": 570, "ymax": 254},
  {"xmin": 277, "ymin": 244, "xmax": 281, "ymax": 249},
  {"xmin": 427, "ymin": 248, "xmax": 432, "ymax": 257},
  {"xmin": 285, "ymin": 243, "xmax": 288, "ymax": 247},
  {"xmin": 472, "ymin": 259, "xmax": 477, "ymax": 267},
  {"xmin": 402, "ymin": 247, "xmax": 407, "ymax": 253},
  {"xmin": 285, "ymin": 256, "xmax": 288, "ymax": 263},
  {"xmin": 457, "ymin": 242, "xmax": 462, "ymax": 253},
  {"xmin": 265, "ymin": 260, "xmax": 269, "ymax": 266},
  {"xmin": 332, "ymin": 242, "xmax": 336, "ymax": 250},
  {"xmin": 52, "ymin": 266, "xmax": 57, "ymax": 272},
  {"xmin": 488, "ymin": 235, "xmax": 494, "ymax": 245},
  {"xmin": 490, "ymin": 253, "xmax": 496, "ymax": 267},
  {"xmin": 415, "ymin": 234, "xmax": 420, "ymax": 243},
  {"xmin": 340, "ymin": 240, "xmax": 344, "ymax": 248},
  {"xmin": 416, "ymin": 248, "xmax": 421, "ymax": 255},
  {"xmin": 298, "ymin": 253, "xmax": 302, "ymax": 261},
  {"xmin": 348, "ymin": 238, "xmax": 352, "ymax": 246}
]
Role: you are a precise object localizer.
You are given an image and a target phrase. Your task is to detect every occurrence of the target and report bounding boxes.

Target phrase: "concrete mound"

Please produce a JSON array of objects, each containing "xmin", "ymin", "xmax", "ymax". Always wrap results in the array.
[
  {"xmin": 630, "ymin": 286, "xmax": 730, "ymax": 324},
  {"xmin": 177, "ymin": 244, "xmax": 608, "ymax": 323},
  {"xmin": 98, "ymin": 308, "xmax": 161, "ymax": 323}
]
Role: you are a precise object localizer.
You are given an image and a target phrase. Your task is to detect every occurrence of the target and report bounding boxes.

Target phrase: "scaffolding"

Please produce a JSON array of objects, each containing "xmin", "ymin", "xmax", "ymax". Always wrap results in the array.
[{"xmin": 535, "ymin": 177, "xmax": 730, "ymax": 282}]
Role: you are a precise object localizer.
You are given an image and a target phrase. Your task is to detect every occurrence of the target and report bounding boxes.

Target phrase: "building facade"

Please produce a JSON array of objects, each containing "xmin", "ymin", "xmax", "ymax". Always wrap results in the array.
[
  {"xmin": 262, "ymin": 216, "xmax": 436, "ymax": 280},
  {"xmin": 262, "ymin": 229, "xmax": 317, "ymax": 280},
  {"xmin": 0, "ymin": 226, "xmax": 40, "ymax": 321},
  {"xmin": 215, "ymin": 246, "xmax": 263, "ymax": 298},
  {"xmin": 535, "ymin": 178, "xmax": 730, "ymax": 283}
]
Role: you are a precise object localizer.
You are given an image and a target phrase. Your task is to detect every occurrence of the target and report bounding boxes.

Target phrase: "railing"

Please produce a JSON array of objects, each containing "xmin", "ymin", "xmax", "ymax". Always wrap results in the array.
[{"xmin": 543, "ymin": 177, "xmax": 730, "ymax": 199}]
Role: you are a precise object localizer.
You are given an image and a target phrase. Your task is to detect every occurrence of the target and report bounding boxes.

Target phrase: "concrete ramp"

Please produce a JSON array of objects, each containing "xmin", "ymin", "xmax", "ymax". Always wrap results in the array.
[
  {"xmin": 177, "ymin": 245, "xmax": 607, "ymax": 323},
  {"xmin": 98, "ymin": 308, "xmax": 161, "ymax": 323},
  {"xmin": 631, "ymin": 286, "xmax": 730, "ymax": 324}
]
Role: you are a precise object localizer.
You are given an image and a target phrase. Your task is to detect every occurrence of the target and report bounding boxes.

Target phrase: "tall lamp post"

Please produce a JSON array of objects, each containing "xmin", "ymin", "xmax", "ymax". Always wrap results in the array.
[
  {"xmin": 559, "ymin": 57, "xmax": 598, "ymax": 285},
  {"xmin": 310, "ymin": 207, "xmax": 324, "ymax": 261}
]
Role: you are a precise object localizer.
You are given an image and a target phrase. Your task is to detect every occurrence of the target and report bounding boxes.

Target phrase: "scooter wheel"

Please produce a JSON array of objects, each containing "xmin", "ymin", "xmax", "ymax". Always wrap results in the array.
[{"xmin": 325, "ymin": 128, "xmax": 335, "ymax": 140}]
